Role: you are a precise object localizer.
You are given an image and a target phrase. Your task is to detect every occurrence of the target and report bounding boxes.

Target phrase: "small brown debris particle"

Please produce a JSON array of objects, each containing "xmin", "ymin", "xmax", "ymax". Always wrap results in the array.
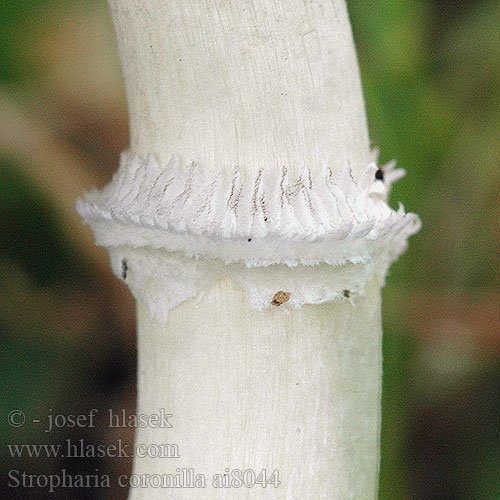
[
  {"xmin": 343, "ymin": 289, "xmax": 351, "ymax": 298},
  {"xmin": 121, "ymin": 259, "xmax": 128, "ymax": 280},
  {"xmin": 271, "ymin": 291, "xmax": 291, "ymax": 306}
]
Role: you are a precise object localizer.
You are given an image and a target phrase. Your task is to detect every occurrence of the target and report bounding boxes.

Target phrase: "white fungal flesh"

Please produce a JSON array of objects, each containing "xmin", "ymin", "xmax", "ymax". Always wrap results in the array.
[{"xmin": 81, "ymin": 0, "xmax": 422, "ymax": 498}]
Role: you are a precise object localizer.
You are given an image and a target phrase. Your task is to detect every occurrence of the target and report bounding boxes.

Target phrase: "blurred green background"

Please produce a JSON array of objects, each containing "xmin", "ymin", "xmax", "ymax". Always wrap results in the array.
[{"xmin": 1, "ymin": 1, "xmax": 499, "ymax": 499}]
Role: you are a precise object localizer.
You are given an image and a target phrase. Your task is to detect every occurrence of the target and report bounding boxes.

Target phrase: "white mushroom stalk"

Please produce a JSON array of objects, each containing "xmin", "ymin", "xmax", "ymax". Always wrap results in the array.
[{"xmin": 77, "ymin": 0, "xmax": 420, "ymax": 498}]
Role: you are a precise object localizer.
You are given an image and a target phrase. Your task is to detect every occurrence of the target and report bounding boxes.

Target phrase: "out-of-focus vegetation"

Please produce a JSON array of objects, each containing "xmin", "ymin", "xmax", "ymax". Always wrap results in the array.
[
  {"xmin": 1, "ymin": 1, "xmax": 499, "ymax": 499},
  {"xmin": 349, "ymin": 1, "xmax": 500, "ymax": 498}
]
